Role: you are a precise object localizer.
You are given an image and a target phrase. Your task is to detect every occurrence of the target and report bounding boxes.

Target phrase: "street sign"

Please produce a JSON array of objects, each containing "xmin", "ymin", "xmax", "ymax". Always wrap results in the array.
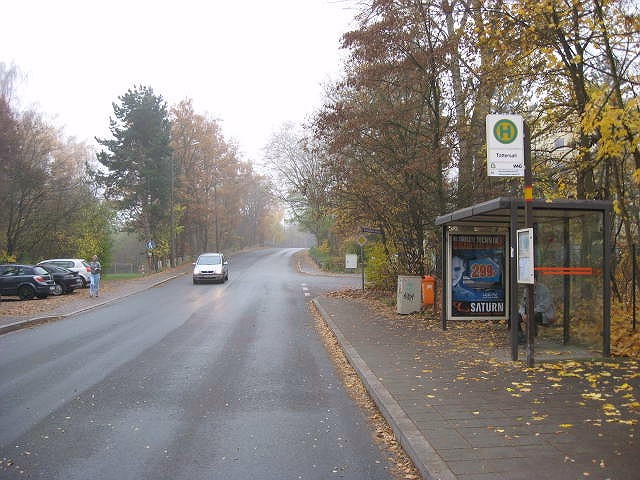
[
  {"xmin": 357, "ymin": 235, "xmax": 367, "ymax": 246},
  {"xmin": 486, "ymin": 114, "xmax": 524, "ymax": 177},
  {"xmin": 146, "ymin": 240, "xmax": 155, "ymax": 250},
  {"xmin": 361, "ymin": 227, "xmax": 383, "ymax": 234}
]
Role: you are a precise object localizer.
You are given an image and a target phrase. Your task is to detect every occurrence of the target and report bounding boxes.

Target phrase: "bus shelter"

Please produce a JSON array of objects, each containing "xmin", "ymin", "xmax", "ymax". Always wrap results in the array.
[{"xmin": 435, "ymin": 197, "xmax": 613, "ymax": 361}]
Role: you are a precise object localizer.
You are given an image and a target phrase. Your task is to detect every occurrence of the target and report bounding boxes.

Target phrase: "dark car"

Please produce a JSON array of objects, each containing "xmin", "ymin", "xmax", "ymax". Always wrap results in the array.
[
  {"xmin": 0, "ymin": 264, "xmax": 55, "ymax": 300},
  {"xmin": 37, "ymin": 258, "xmax": 91, "ymax": 287},
  {"xmin": 38, "ymin": 264, "xmax": 83, "ymax": 295}
]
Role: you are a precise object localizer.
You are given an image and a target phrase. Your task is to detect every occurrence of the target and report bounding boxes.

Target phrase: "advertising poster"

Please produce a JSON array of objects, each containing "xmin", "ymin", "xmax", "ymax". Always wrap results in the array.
[{"xmin": 448, "ymin": 233, "xmax": 507, "ymax": 320}]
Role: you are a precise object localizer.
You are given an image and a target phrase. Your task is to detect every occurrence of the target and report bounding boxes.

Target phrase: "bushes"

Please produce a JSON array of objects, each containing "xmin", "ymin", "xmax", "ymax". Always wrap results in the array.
[
  {"xmin": 0, "ymin": 250, "xmax": 16, "ymax": 264},
  {"xmin": 309, "ymin": 241, "xmax": 345, "ymax": 272},
  {"xmin": 365, "ymin": 242, "xmax": 400, "ymax": 291},
  {"xmin": 308, "ymin": 240, "xmax": 404, "ymax": 290}
]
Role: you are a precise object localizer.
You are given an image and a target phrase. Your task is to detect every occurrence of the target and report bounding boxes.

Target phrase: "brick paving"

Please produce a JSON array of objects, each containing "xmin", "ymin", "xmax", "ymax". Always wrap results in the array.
[{"xmin": 314, "ymin": 294, "xmax": 640, "ymax": 480}]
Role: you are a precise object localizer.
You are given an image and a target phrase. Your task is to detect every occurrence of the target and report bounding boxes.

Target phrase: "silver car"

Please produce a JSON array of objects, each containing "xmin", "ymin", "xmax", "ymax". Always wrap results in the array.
[
  {"xmin": 37, "ymin": 258, "xmax": 92, "ymax": 288},
  {"xmin": 193, "ymin": 253, "xmax": 228, "ymax": 284}
]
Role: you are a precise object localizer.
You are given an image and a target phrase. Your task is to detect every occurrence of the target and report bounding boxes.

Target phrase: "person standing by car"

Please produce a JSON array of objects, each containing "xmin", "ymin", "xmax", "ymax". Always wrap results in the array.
[{"xmin": 89, "ymin": 255, "xmax": 102, "ymax": 297}]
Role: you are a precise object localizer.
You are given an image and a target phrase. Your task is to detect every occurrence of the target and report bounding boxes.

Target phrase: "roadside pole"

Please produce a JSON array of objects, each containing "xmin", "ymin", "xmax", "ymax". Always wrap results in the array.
[
  {"xmin": 633, "ymin": 244, "xmax": 637, "ymax": 331},
  {"xmin": 357, "ymin": 234, "xmax": 367, "ymax": 291},
  {"xmin": 523, "ymin": 122, "xmax": 536, "ymax": 367},
  {"xmin": 360, "ymin": 245, "xmax": 365, "ymax": 291}
]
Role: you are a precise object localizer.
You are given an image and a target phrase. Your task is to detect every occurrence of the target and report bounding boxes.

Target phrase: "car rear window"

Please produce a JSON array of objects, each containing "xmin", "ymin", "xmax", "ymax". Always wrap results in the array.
[{"xmin": 33, "ymin": 266, "xmax": 48, "ymax": 275}]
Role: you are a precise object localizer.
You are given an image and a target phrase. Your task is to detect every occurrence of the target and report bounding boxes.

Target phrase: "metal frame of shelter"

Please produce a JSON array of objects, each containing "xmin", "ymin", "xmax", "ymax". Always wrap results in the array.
[{"xmin": 435, "ymin": 197, "xmax": 613, "ymax": 361}]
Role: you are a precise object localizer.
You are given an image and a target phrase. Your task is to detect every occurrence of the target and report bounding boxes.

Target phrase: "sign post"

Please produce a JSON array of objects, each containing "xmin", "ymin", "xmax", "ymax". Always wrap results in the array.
[
  {"xmin": 523, "ymin": 122, "xmax": 536, "ymax": 367},
  {"xmin": 146, "ymin": 239, "xmax": 155, "ymax": 273},
  {"xmin": 486, "ymin": 114, "xmax": 535, "ymax": 365},
  {"xmin": 357, "ymin": 235, "xmax": 367, "ymax": 291}
]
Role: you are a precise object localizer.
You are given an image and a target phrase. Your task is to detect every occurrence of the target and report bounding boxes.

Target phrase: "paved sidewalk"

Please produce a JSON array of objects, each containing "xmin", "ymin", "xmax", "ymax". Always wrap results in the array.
[
  {"xmin": 314, "ymin": 294, "xmax": 640, "ymax": 480},
  {"xmin": 0, "ymin": 266, "xmax": 190, "ymax": 335}
]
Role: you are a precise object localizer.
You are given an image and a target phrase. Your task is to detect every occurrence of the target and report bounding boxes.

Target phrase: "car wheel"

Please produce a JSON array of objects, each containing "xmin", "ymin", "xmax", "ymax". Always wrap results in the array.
[
  {"xmin": 17, "ymin": 285, "xmax": 35, "ymax": 300},
  {"xmin": 52, "ymin": 282, "xmax": 64, "ymax": 296}
]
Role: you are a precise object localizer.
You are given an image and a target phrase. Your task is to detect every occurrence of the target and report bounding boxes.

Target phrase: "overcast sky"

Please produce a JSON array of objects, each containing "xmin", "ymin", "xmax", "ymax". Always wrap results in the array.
[{"xmin": 1, "ymin": 0, "xmax": 356, "ymax": 162}]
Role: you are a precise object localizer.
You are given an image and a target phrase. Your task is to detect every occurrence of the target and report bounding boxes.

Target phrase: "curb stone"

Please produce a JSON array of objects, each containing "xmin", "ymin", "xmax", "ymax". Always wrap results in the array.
[
  {"xmin": 313, "ymin": 298, "xmax": 456, "ymax": 480},
  {"xmin": 0, "ymin": 273, "xmax": 185, "ymax": 336}
]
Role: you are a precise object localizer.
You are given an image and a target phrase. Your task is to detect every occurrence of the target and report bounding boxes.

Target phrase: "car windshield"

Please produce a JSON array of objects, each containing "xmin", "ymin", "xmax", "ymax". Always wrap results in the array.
[{"xmin": 198, "ymin": 255, "xmax": 222, "ymax": 265}]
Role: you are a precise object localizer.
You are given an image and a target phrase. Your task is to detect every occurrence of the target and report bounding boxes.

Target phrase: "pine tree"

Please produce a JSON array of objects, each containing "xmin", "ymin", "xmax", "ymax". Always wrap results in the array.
[{"xmin": 96, "ymin": 85, "xmax": 172, "ymax": 244}]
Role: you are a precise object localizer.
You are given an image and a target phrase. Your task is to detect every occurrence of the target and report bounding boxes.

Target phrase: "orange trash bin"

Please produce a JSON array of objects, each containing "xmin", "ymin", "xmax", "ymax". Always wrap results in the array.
[{"xmin": 422, "ymin": 275, "xmax": 435, "ymax": 305}]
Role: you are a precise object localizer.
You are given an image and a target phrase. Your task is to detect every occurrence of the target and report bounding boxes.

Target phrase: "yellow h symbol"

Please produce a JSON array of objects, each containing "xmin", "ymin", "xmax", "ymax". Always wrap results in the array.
[{"xmin": 494, "ymin": 119, "xmax": 518, "ymax": 144}]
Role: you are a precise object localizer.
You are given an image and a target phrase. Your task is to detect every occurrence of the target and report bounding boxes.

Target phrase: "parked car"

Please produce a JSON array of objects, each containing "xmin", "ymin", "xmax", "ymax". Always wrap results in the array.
[
  {"xmin": 0, "ymin": 264, "xmax": 56, "ymax": 300},
  {"xmin": 38, "ymin": 264, "xmax": 84, "ymax": 295},
  {"xmin": 192, "ymin": 253, "xmax": 228, "ymax": 284},
  {"xmin": 37, "ymin": 258, "xmax": 91, "ymax": 287}
]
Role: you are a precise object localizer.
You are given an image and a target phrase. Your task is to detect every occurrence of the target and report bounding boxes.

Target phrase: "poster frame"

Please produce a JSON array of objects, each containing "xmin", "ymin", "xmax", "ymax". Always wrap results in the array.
[{"xmin": 447, "ymin": 231, "xmax": 509, "ymax": 321}]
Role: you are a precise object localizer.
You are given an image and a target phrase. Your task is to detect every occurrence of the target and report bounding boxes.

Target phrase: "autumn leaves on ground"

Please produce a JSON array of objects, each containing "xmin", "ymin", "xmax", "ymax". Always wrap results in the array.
[
  {"xmin": 0, "ymin": 275, "xmax": 143, "ymax": 317},
  {"xmin": 326, "ymin": 288, "xmax": 639, "ymax": 478},
  {"xmin": 610, "ymin": 303, "xmax": 640, "ymax": 358}
]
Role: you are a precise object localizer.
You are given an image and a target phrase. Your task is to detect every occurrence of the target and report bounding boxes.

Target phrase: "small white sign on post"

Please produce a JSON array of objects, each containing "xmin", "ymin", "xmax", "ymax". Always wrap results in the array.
[
  {"xmin": 345, "ymin": 254, "xmax": 358, "ymax": 269},
  {"xmin": 486, "ymin": 114, "xmax": 525, "ymax": 177}
]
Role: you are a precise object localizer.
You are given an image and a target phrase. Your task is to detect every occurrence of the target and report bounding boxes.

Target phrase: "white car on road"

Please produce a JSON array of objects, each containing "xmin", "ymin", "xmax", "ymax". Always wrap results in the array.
[{"xmin": 192, "ymin": 253, "xmax": 228, "ymax": 284}]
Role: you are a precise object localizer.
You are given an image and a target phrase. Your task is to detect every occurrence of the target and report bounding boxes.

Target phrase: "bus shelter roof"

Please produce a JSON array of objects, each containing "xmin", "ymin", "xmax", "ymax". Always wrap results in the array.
[{"xmin": 435, "ymin": 196, "xmax": 612, "ymax": 227}]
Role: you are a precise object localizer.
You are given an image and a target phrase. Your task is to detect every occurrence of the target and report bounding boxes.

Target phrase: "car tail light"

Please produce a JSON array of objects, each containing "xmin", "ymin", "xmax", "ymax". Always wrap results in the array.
[
  {"xmin": 33, "ymin": 275, "xmax": 47, "ymax": 283},
  {"xmin": 86, "ymin": 266, "xmax": 91, "ymax": 272}
]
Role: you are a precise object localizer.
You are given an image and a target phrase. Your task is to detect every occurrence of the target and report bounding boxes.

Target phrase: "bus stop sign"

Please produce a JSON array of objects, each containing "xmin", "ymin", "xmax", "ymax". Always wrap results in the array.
[{"xmin": 486, "ymin": 114, "xmax": 524, "ymax": 177}]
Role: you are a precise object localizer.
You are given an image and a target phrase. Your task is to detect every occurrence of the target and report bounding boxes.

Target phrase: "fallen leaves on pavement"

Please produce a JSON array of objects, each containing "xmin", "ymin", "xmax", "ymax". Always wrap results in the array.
[
  {"xmin": 310, "ymin": 301, "xmax": 421, "ymax": 480},
  {"xmin": 325, "ymin": 287, "xmax": 639, "ymax": 479}
]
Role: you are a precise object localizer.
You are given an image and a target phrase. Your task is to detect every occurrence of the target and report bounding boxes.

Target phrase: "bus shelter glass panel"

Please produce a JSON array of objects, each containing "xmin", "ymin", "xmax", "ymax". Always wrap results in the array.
[{"xmin": 521, "ymin": 211, "xmax": 604, "ymax": 352}]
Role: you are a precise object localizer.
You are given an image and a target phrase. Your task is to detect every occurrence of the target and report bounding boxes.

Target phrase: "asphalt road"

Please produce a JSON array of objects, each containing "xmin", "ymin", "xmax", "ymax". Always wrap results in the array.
[{"xmin": 0, "ymin": 248, "xmax": 393, "ymax": 480}]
